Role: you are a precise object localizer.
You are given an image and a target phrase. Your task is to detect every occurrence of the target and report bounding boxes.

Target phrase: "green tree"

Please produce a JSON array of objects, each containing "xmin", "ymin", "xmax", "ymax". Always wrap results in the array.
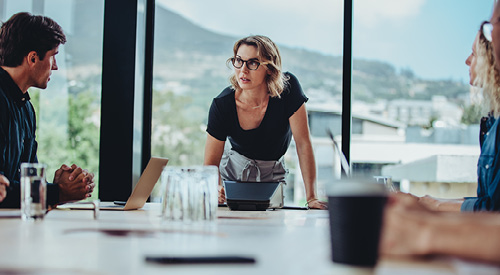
[
  {"xmin": 32, "ymin": 88, "xmax": 100, "ymax": 199},
  {"xmin": 151, "ymin": 89, "xmax": 207, "ymax": 166},
  {"xmin": 461, "ymin": 104, "xmax": 484, "ymax": 125}
]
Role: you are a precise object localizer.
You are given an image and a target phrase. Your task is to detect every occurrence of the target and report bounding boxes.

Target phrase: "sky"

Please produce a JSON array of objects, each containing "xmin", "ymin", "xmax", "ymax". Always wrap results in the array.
[
  {"xmin": 157, "ymin": 0, "xmax": 494, "ymax": 83},
  {"xmin": 1, "ymin": 0, "xmax": 492, "ymax": 83}
]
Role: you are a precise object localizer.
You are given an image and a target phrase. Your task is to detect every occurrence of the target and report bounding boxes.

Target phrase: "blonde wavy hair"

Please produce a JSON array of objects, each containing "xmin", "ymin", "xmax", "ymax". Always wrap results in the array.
[
  {"xmin": 227, "ymin": 35, "xmax": 289, "ymax": 98},
  {"xmin": 473, "ymin": 21, "xmax": 500, "ymax": 117}
]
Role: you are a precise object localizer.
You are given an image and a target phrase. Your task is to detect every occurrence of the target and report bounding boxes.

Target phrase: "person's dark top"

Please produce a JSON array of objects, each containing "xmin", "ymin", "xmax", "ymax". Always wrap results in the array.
[
  {"xmin": 0, "ymin": 67, "xmax": 59, "ymax": 208},
  {"xmin": 206, "ymin": 72, "xmax": 308, "ymax": 161},
  {"xmin": 462, "ymin": 114, "xmax": 500, "ymax": 211}
]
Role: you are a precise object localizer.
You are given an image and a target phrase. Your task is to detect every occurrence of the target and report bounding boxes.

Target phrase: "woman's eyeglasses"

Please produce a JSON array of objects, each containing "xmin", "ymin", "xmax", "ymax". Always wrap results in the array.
[
  {"xmin": 483, "ymin": 22, "xmax": 493, "ymax": 42},
  {"xmin": 231, "ymin": 57, "xmax": 267, "ymax": 70}
]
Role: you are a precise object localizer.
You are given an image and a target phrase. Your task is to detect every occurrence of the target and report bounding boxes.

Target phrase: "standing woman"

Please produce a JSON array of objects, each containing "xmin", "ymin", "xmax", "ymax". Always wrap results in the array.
[{"xmin": 204, "ymin": 35, "xmax": 327, "ymax": 209}]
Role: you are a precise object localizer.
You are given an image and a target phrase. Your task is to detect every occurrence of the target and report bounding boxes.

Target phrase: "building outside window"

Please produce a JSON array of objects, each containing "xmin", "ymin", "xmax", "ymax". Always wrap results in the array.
[
  {"xmin": 152, "ymin": 0, "xmax": 491, "ymax": 205},
  {"xmin": 348, "ymin": 0, "xmax": 491, "ymax": 198},
  {"xmin": 1, "ymin": 0, "xmax": 489, "ymax": 205},
  {"xmin": 152, "ymin": 0, "xmax": 343, "ymax": 205}
]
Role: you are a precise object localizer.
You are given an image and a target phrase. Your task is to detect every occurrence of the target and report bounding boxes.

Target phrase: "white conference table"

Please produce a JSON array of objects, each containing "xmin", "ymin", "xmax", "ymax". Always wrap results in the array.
[{"xmin": 0, "ymin": 204, "xmax": 499, "ymax": 275}]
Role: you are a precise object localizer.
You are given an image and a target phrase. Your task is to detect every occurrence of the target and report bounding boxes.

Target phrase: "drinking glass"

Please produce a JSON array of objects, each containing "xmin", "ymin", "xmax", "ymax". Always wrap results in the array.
[
  {"xmin": 161, "ymin": 166, "xmax": 218, "ymax": 223},
  {"xmin": 20, "ymin": 163, "xmax": 47, "ymax": 221}
]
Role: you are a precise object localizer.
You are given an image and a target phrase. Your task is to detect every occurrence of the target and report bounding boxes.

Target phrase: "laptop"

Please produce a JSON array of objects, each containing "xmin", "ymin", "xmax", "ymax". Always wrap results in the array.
[
  {"xmin": 59, "ymin": 157, "xmax": 169, "ymax": 211},
  {"xmin": 223, "ymin": 180, "xmax": 284, "ymax": 211}
]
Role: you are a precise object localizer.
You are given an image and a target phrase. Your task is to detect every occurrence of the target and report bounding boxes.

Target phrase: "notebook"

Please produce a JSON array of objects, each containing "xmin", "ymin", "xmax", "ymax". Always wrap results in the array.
[
  {"xmin": 59, "ymin": 157, "xmax": 168, "ymax": 211},
  {"xmin": 223, "ymin": 180, "xmax": 284, "ymax": 211}
]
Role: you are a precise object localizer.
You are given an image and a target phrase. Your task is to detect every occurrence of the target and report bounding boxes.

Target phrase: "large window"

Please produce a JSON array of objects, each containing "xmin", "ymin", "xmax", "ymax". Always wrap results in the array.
[
  {"xmin": 2, "ymin": 1, "xmax": 489, "ymax": 202},
  {"xmin": 351, "ymin": 1, "xmax": 493, "ymax": 197},
  {"xmin": 152, "ymin": 0, "xmax": 343, "ymax": 205},
  {"xmin": 0, "ymin": 0, "xmax": 104, "ymax": 199}
]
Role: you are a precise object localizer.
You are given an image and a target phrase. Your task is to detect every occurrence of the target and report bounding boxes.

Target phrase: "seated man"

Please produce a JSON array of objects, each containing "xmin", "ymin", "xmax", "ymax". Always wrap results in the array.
[{"xmin": 0, "ymin": 12, "xmax": 94, "ymax": 208}]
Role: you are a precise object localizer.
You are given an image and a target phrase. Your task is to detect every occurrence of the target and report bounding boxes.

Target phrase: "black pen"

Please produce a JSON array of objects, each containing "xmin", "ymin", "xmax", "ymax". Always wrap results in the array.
[{"xmin": 145, "ymin": 255, "xmax": 256, "ymax": 264}]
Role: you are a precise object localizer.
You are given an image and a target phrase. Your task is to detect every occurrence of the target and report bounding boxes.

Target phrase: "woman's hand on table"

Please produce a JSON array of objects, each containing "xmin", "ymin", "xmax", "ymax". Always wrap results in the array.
[
  {"xmin": 391, "ymin": 191, "xmax": 462, "ymax": 212},
  {"xmin": 379, "ymin": 193, "xmax": 435, "ymax": 256},
  {"xmin": 218, "ymin": 185, "xmax": 226, "ymax": 204},
  {"xmin": 307, "ymin": 199, "xmax": 328, "ymax": 209},
  {"xmin": 393, "ymin": 191, "xmax": 435, "ymax": 210},
  {"xmin": 417, "ymin": 195, "xmax": 441, "ymax": 210}
]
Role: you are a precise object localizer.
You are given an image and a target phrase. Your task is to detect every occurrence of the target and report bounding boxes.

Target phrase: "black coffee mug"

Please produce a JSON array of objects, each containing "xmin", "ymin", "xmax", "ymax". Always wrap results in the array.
[{"xmin": 328, "ymin": 180, "xmax": 388, "ymax": 267}]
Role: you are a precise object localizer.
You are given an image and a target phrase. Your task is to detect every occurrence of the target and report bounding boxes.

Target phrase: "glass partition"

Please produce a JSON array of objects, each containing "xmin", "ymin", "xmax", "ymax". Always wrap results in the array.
[
  {"xmin": 0, "ymin": 0, "xmax": 104, "ymax": 199},
  {"xmin": 351, "ymin": 0, "xmax": 492, "ymax": 198},
  {"xmin": 152, "ymin": 0, "xmax": 344, "ymax": 205}
]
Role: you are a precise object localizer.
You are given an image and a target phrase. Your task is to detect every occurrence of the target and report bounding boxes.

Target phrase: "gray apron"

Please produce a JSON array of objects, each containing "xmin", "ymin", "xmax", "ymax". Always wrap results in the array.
[{"xmin": 219, "ymin": 146, "xmax": 287, "ymax": 183}]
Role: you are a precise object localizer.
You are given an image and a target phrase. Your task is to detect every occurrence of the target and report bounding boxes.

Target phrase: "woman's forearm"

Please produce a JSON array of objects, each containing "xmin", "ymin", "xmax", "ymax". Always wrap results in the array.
[
  {"xmin": 427, "ymin": 213, "xmax": 500, "ymax": 263},
  {"xmin": 418, "ymin": 196, "xmax": 463, "ymax": 212},
  {"xmin": 296, "ymin": 142, "xmax": 317, "ymax": 201},
  {"xmin": 436, "ymin": 199, "xmax": 464, "ymax": 211}
]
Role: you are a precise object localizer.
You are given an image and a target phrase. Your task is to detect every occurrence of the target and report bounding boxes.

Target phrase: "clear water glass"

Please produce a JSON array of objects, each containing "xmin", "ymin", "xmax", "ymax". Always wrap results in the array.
[
  {"xmin": 161, "ymin": 166, "xmax": 218, "ymax": 224},
  {"xmin": 20, "ymin": 163, "xmax": 47, "ymax": 221}
]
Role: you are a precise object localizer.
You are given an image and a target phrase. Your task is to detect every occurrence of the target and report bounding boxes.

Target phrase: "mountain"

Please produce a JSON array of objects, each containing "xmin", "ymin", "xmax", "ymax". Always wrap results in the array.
[
  {"xmin": 154, "ymin": 6, "xmax": 235, "ymax": 57},
  {"xmin": 151, "ymin": 6, "xmax": 468, "ymax": 108},
  {"xmin": 65, "ymin": 3, "xmax": 469, "ymax": 112}
]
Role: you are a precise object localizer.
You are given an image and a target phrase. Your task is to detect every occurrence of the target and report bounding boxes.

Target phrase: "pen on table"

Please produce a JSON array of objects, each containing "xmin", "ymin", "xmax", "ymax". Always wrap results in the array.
[{"xmin": 145, "ymin": 255, "xmax": 256, "ymax": 264}]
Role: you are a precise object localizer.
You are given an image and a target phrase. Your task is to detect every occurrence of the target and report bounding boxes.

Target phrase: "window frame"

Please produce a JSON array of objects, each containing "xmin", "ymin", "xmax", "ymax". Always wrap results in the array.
[
  {"xmin": 99, "ymin": 0, "xmax": 154, "ymax": 200},
  {"xmin": 98, "ymin": 0, "xmax": 353, "ymax": 198}
]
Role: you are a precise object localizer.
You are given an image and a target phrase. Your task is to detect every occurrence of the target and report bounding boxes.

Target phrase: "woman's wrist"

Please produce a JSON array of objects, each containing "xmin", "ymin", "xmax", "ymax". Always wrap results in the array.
[
  {"xmin": 307, "ymin": 198, "xmax": 318, "ymax": 204},
  {"xmin": 437, "ymin": 199, "xmax": 464, "ymax": 212},
  {"xmin": 306, "ymin": 198, "xmax": 318, "ymax": 208},
  {"xmin": 421, "ymin": 196, "xmax": 463, "ymax": 212},
  {"xmin": 305, "ymin": 188, "xmax": 317, "ymax": 201}
]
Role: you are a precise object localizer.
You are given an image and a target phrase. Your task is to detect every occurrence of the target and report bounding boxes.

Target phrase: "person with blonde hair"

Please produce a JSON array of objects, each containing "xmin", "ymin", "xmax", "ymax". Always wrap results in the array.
[
  {"xmin": 204, "ymin": 35, "xmax": 326, "ymax": 209},
  {"xmin": 471, "ymin": 22, "xmax": 500, "ymax": 115},
  {"xmin": 380, "ymin": 5, "xmax": 500, "ymax": 263},
  {"xmin": 395, "ymin": 20, "xmax": 500, "ymax": 212}
]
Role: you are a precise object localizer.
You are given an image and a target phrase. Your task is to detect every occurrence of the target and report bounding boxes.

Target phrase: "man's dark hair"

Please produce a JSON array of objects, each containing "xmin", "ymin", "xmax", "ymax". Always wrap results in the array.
[{"xmin": 0, "ymin": 12, "xmax": 66, "ymax": 67}]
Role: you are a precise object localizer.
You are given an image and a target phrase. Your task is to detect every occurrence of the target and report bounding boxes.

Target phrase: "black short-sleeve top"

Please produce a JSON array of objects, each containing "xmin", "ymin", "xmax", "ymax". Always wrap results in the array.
[{"xmin": 206, "ymin": 72, "xmax": 308, "ymax": 161}]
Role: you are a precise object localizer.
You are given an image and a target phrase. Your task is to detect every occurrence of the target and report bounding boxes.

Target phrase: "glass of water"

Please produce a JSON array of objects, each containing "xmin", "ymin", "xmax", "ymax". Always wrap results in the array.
[
  {"xmin": 161, "ymin": 166, "xmax": 218, "ymax": 224},
  {"xmin": 20, "ymin": 163, "xmax": 47, "ymax": 221}
]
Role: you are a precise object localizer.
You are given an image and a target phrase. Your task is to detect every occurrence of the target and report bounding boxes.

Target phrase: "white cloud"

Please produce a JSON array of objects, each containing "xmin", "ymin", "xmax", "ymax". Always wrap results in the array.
[
  {"xmin": 157, "ymin": 0, "xmax": 343, "ymax": 35},
  {"xmin": 155, "ymin": 0, "xmax": 487, "ymax": 81},
  {"xmin": 158, "ymin": 0, "xmax": 426, "ymax": 32},
  {"xmin": 156, "ymin": 0, "xmax": 426, "ymax": 56},
  {"xmin": 157, "ymin": 0, "xmax": 344, "ymax": 55},
  {"xmin": 355, "ymin": 0, "xmax": 426, "ymax": 27}
]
